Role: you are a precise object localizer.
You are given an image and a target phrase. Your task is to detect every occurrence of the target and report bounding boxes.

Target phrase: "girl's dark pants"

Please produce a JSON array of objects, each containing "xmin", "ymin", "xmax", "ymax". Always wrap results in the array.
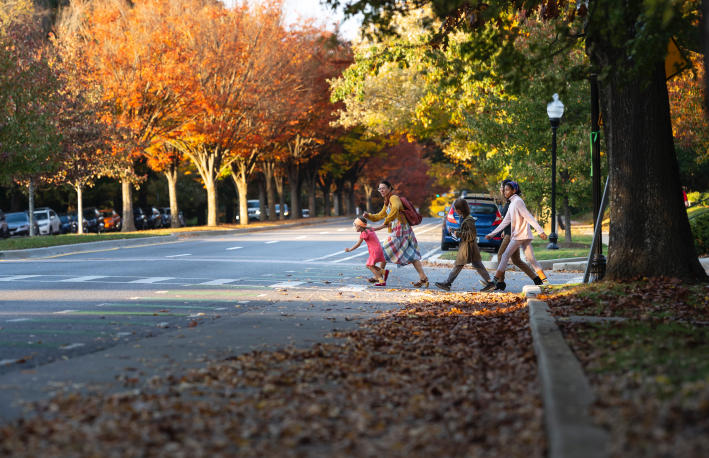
[{"xmin": 446, "ymin": 261, "xmax": 490, "ymax": 284}]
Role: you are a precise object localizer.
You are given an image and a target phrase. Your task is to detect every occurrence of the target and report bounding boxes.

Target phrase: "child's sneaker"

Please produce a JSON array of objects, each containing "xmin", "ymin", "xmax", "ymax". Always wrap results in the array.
[
  {"xmin": 494, "ymin": 281, "xmax": 506, "ymax": 291},
  {"xmin": 533, "ymin": 276, "xmax": 543, "ymax": 286},
  {"xmin": 435, "ymin": 281, "xmax": 451, "ymax": 291},
  {"xmin": 478, "ymin": 279, "xmax": 487, "ymax": 287},
  {"xmin": 480, "ymin": 281, "xmax": 496, "ymax": 292},
  {"xmin": 374, "ymin": 280, "xmax": 386, "ymax": 287}
]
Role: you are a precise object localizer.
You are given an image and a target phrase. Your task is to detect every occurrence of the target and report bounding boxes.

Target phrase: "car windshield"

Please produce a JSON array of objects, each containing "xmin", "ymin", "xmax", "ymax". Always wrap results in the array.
[
  {"xmin": 163, "ymin": 209, "xmax": 170, "ymax": 215},
  {"xmin": 34, "ymin": 212, "xmax": 49, "ymax": 221},
  {"xmin": 6, "ymin": 213, "xmax": 28, "ymax": 223},
  {"xmin": 468, "ymin": 203, "xmax": 498, "ymax": 215},
  {"xmin": 102, "ymin": 211, "xmax": 113, "ymax": 218},
  {"xmin": 83, "ymin": 210, "xmax": 95, "ymax": 219},
  {"xmin": 247, "ymin": 201, "xmax": 259, "ymax": 209},
  {"xmin": 60, "ymin": 216, "xmax": 69, "ymax": 223}
]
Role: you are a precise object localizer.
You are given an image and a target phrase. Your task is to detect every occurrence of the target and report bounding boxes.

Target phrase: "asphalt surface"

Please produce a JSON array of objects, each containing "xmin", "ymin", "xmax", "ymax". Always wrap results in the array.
[{"xmin": 0, "ymin": 217, "xmax": 581, "ymax": 389}]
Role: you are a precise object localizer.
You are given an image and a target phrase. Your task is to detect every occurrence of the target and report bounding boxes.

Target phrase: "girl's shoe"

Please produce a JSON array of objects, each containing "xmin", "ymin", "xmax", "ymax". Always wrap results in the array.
[
  {"xmin": 494, "ymin": 281, "xmax": 506, "ymax": 291},
  {"xmin": 367, "ymin": 277, "xmax": 378, "ymax": 283},
  {"xmin": 435, "ymin": 281, "xmax": 451, "ymax": 291},
  {"xmin": 412, "ymin": 277, "xmax": 429, "ymax": 288},
  {"xmin": 532, "ymin": 276, "xmax": 543, "ymax": 286},
  {"xmin": 383, "ymin": 270, "xmax": 390, "ymax": 282},
  {"xmin": 480, "ymin": 281, "xmax": 496, "ymax": 292},
  {"xmin": 374, "ymin": 281, "xmax": 386, "ymax": 287}
]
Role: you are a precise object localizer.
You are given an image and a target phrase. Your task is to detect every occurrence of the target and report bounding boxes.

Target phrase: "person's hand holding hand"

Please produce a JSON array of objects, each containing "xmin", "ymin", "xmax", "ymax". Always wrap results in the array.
[
  {"xmin": 540, "ymin": 233, "xmax": 548, "ymax": 240},
  {"xmin": 345, "ymin": 247, "xmax": 351, "ymax": 253},
  {"xmin": 485, "ymin": 234, "xmax": 493, "ymax": 240}
]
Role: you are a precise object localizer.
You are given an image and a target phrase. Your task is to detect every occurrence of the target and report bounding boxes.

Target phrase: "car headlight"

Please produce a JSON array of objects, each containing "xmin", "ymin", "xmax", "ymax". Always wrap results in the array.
[
  {"xmin": 19, "ymin": 224, "xmax": 28, "ymax": 229},
  {"xmin": 255, "ymin": 210, "xmax": 260, "ymax": 215},
  {"xmin": 285, "ymin": 211, "xmax": 289, "ymax": 216}
]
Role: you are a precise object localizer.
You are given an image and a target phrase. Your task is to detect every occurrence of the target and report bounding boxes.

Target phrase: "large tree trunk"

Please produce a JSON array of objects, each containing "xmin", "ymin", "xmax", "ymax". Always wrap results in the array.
[
  {"xmin": 347, "ymin": 179, "xmax": 357, "ymax": 215},
  {"xmin": 164, "ymin": 164, "xmax": 181, "ymax": 228},
  {"xmin": 276, "ymin": 174, "xmax": 286, "ymax": 220},
  {"xmin": 596, "ymin": 57, "xmax": 707, "ymax": 280},
  {"xmin": 230, "ymin": 164, "xmax": 251, "ymax": 226},
  {"xmin": 75, "ymin": 184, "xmax": 84, "ymax": 235},
  {"xmin": 288, "ymin": 176, "xmax": 302, "ymax": 220},
  {"xmin": 363, "ymin": 182, "xmax": 374, "ymax": 213},
  {"xmin": 121, "ymin": 179, "xmax": 136, "ymax": 232},
  {"xmin": 258, "ymin": 174, "xmax": 267, "ymax": 222},
  {"xmin": 205, "ymin": 175, "xmax": 219, "ymax": 227},
  {"xmin": 335, "ymin": 178, "xmax": 345, "ymax": 216},
  {"xmin": 318, "ymin": 174, "xmax": 332, "ymax": 217},
  {"xmin": 262, "ymin": 162, "xmax": 278, "ymax": 222},
  {"xmin": 307, "ymin": 177, "xmax": 317, "ymax": 218}
]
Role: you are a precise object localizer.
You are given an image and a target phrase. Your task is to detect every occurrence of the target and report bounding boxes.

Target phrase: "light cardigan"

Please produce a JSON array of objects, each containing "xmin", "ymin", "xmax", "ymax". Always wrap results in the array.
[
  {"xmin": 488, "ymin": 194, "xmax": 545, "ymax": 241},
  {"xmin": 367, "ymin": 195, "xmax": 408, "ymax": 232}
]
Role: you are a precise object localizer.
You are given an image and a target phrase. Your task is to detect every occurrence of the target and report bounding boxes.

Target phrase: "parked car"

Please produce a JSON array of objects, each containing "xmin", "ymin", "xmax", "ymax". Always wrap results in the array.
[
  {"xmin": 438, "ymin": 192, "xmax": 504, "ymax": 252},
  {"xmin": 82, "ymin": 207, "xmax": 105, "ymax": 233},
  {"xmin": 156, "ymin": 207, "xmax": 172, "ymax": 228},
  {"xmin": 301, "ymin": 209, "xmax": 310, "ymax": 218},
  {"xmin": 275, "ymin": 204, "xmax": 289, "ymax": 219},
  {"xmin": 101, "ymin": 209, "xmax": 122, "ymax": 232},
  {"xmin": 6, "ymin": 212, "xmax": 38, "ymax": 237},
  {"xmin": 247, "ymin": 200, "xmax": 261, "ymax": 221},
  {"xmin": 33, "ymin": 207, "xmax": 61, "ymax": 236},
  {"xmin": 0, "ymin": 209, "xmax": 9, "ymax": 238},
  {"xmin": 142, "ymin": 207, "xmax": 163, "ymax": 229},
  {"xmin": 133, "ymin": 208, "xmax": 148, "ymax": 230},
  {"xmin": 58, "ymin": 213, "xmax": 75, "ymax": 234},
  {"xmin": 65, "ymin": 212, "xmax": 89, "ymax": 233}
]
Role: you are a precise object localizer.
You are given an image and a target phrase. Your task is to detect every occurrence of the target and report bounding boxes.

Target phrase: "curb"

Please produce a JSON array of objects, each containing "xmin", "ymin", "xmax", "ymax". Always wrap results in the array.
[
  {"xmin": 527, "ymin": 298, "xmax": 610, "ymax": 458},
  {"xmin": 173, "ymin": 217, "xmax": 351, "ymax": 238},
  {"xmin": 0, "ymin": 235, "xmax": 178, "ymax": 260}
]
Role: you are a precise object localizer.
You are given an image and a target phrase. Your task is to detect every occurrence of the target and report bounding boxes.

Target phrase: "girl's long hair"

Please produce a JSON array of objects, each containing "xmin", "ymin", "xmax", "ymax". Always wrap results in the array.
[{"xmin": 453, "ymin": 198, "xmax": 471, "ymax": 219}]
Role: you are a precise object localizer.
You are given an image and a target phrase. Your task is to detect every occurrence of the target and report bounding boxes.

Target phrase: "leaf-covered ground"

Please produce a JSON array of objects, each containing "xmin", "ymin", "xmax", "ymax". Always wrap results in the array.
[
  {"xmin": 0, "ymin": 293, "xmax": 546, "ymax": 457},
  {"xmin": 545, "ymin": 278, "xmax": 709, "ymax": 457}
]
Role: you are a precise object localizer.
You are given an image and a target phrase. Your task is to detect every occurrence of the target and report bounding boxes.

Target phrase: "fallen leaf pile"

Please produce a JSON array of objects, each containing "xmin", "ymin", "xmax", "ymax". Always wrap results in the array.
[
  {"xmin": 0, "ymin": 293, "xmax": 546, "ymax": 457},
  {"xmin": 543, "ymin": 277, "xmax": 709, "ymax": 321},
  {"xmin": 562, "ymin": 321, "xmax": 709, "ymax": 457}
]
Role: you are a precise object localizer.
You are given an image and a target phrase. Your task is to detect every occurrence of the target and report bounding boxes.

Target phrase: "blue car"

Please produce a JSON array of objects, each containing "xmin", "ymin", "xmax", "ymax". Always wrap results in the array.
[{"xmin": 438, "ymin": 193, "xmax": 504, "ymax": 252}]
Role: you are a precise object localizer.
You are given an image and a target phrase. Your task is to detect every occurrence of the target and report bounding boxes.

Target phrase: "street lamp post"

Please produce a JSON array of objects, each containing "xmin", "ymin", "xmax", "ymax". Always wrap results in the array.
[{"xmin": 546, "ymin": 94, "xmax": 564, "ymax": 250}]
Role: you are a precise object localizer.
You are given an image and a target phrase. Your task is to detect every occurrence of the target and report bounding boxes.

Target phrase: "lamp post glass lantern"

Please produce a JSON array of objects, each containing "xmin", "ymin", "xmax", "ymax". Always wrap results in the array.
[{"xmin": 546, "ymin": 94, "xmax": 564, "ymax": 250}]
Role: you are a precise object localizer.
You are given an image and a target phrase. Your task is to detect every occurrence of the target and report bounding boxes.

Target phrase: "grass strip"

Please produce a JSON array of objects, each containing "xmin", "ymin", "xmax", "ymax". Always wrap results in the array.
[{"xmin": 0, "ymin": 232, "xmax": 171, "ymax": 251}]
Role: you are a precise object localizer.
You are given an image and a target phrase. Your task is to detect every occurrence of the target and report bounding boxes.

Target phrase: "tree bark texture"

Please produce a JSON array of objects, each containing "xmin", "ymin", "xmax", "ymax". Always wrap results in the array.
[
  {"xmin": 347, "ymin": 180, "xmax": 357, "ymax": 215},
  {"xmin": 318, "ymin": 174, "xmax": 332, "ymax": 217},
  {"xmin": 230, "ymin": 155, "xmax": 258, "ymax": 226},
  {"xmin": 363, "ymin": 182, "xmax": 374, "ymax": 213},
  {"xmin": 75, "ymin": 185, "xmax": 84, "ymax": 235},
  {"xmin": 121, "ymin": 179, "xmax": 136, "ymax": 232},
  {"xmin": 164, "ymin": 163, "xmax": 181, "ymax": 228},
  {"xmin": 28, "ymin": 180, "xmax": 35, "ymax": 236},
  {"xmin": 335, "ymin": 177, "xmax": 345, "ymax": 216},
  {"xmin": 262, "ymin": 161, "xmax": 278, "ymax": 222},
  {"xmin": 288, "ymin": 176, "xmax": 302, "ymax": 220},
  {"xmin": 258, "ymin": 174, "xmax": 267, "ymax": 222},
  {"xmin": 276, "ymin": 174, "xmax": 286, "ymax": 220},
  {"xmin": 596, "ymin": 59, "xmax": 707, "ymax": 281}
]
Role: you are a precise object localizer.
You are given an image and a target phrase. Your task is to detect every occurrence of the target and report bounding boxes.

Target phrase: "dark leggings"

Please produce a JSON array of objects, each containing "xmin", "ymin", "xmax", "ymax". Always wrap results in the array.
[{"xmin": 446, "ymin": 261, "xmax": 491, "ymax": 284}]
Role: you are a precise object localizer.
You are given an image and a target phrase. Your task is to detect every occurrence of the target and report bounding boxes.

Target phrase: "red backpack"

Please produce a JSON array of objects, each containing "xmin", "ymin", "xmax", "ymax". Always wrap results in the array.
[{"xmin": 398, "ymin": 196, "xmax": 423, "ymax": 226}]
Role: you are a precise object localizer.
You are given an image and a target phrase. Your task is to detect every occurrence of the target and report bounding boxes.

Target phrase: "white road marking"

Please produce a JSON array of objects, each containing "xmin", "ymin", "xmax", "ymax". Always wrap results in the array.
[
  {"xmin": 225, "ymin": 246, "xmax": 243, "ymax": 250},
  {"xmin": 166, "ymin": 254, "xmax": 191, "ymax": 257},
  {"xmin": 337, "ymin": 228, "xmax": 347, "ymax": 231},
  {"xmin": 199, "ymin": 279, "xmax": 240, "ymax": 285},
  {"xmin": 58, "ymin": 343, "xmax": 85, "ymax": 350},
  {"xmin": 7, "ymin": 318, "xmax": 30, "ymax": 322},
  {"xmin": 59, "ymin": 276, "xmax": 107, "ymax": 282},
  {"xmin": 415, "ymin": 225, "xmax": 440, "ymax": 235},
  {"xmin": 303, "ymin": 250, "xmax": 347, "ymax": 262},
  {"xmin": 332, "ymin": 251, "xmax": 368, "ymax": 263},
  {"xmin": 295, "ymin": 236, "xmax": 308, "ymax": 239},
  {"xmin": 338, "ymin": 284, "xmax": 367, "ymax": 292},
  {"xmin": 116, "ymin": 332, "xmax": 132, "ymax": 336},
  {"xmin": 129, "ymin": 277, "xmax": 175, "ymax": 284},
  {"xmin": 155, "ymin": 291, "xmax": 168, "ymax": 294},
  {"xmin": 265, "ymin": 241, "xmax": 279, "ymax": 244},
  {"xmin": 0, "ymin": 275, "xmax": 42, "ymax": 282},
  {"xmin": 157, "ymin": 322, "xmax": 170, "ymax": 328},
  {"xmin": 269, "ymin": 281, "xmax": 306, "ymax": 288},
  {"xmin": 257, "ymin": 294, "xmax": 267, "ymax": 297},
  {"xmin": 319, "ymin": 232, "xmax": 329, "ymax": 234},
  {"xmin": 420, "ymin": 247, "xmax": 441, "ymax": 260},
  {"xmin": 54, "ymin": 310, "xmax": 79, "ymax": 314},
  {"xmin": 215, "ymin": 308, "xmax": 227, "ymax": 310}
]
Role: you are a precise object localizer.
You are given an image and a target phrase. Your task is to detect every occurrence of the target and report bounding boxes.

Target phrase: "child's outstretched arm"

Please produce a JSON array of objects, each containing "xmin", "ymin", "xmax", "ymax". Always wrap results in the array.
[
  {"xmin": 370, "ymin": 222, "xmax": 390, "ymax": 231},
  {"xmin": 517, "ymin": 201, "xmax": 548, "ymax": 239},
  {"xmin": 345, "ymin": 239, "xmax": 363, "ymax": 253}
]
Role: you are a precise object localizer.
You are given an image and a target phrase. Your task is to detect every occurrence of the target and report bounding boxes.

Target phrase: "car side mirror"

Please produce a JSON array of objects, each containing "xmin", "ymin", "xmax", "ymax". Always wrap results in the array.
[
  {"xmin": 473, "ymin": 217, "xmax": 478, "ymax": 222},
  {"xmin": 437, "ymin": 211, "xmax": 445, "ymax": 217}
]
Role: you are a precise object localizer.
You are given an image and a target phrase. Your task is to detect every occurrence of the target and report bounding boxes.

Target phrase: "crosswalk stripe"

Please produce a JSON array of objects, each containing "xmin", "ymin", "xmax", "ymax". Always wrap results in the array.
[
  {"xmin": 59, "ymin": 276, "xmax": 107, "ymax": 282},
  {"xmin": 332, "ymin": 251, "xmax": 368, "ymax": 263},
  {"xmin": 129, "ymin": 277, "xmax": 175, "ymax": 284},
  {"xmin": 198, "ymin": 279, "xmax": 241, "ymax": 285},
  {"xmin": 269, "ymin": 281, "xmax": 306, "ymax": 288},
  {"xmin": 0, "ymin": 275, "xmax": 42, "ymax": 282}
]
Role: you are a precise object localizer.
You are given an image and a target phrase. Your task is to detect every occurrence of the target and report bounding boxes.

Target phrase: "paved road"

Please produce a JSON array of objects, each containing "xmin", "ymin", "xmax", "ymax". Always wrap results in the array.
[{"xmin": 0, "ymin": 217, "xmax": 579, "ymax": 383}]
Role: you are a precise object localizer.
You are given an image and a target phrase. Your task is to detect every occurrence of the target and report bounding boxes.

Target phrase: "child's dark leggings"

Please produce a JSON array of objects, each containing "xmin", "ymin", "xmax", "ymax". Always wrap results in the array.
[{"xmin": 447, "ymin": 261, "xmax": 490, "ymax": 284}]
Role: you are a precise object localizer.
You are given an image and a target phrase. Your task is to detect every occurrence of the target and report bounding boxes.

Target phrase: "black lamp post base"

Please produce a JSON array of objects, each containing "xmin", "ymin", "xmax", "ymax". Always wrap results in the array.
[
  {"xmin": 547, "ymin": 232, "xmax": 559, "ymax": 250},
  {"xmin": 589, "ymin": 254, "xmax": 607, "ymax": 283}
]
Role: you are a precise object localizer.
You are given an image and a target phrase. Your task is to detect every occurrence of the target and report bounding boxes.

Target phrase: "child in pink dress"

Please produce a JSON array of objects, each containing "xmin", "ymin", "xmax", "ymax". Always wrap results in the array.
[{"xmin": 345, "ymin": 217, "xmax": 388, "ymax": 286}]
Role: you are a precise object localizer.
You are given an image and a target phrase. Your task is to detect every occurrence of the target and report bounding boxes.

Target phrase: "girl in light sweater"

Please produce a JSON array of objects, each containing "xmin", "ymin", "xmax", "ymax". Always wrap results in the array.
[{"xmin": 483, "ymin": 181, "xmax": 549, "ymax": 291}]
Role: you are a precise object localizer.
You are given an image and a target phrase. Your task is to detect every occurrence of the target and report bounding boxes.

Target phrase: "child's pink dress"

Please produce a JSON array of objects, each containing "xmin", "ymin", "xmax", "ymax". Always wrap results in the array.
[{"xmin": 361, "ymin": 230, "xmax": 385, "ymax": 266}]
